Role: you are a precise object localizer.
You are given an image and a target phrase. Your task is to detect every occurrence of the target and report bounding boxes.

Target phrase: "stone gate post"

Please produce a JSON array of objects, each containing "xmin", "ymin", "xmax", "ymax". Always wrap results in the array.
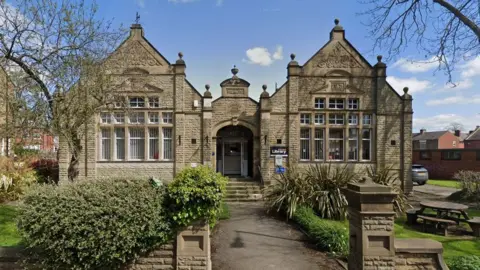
[{"xmin": 344, "ymin": 180, "xmax": 397, "ymax": 270}]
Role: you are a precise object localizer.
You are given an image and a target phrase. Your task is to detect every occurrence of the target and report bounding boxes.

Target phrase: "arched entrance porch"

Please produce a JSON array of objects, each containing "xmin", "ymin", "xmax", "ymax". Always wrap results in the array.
[{"xmin": 215, "ymin": 125, "xmax": 254, "ymax": 178}]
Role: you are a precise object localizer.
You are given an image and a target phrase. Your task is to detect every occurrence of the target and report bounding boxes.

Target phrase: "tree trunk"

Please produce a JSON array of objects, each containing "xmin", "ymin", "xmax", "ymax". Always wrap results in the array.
[{"xmin": 67, "ymin": 133, "xmax": 82, "ymax": 181}]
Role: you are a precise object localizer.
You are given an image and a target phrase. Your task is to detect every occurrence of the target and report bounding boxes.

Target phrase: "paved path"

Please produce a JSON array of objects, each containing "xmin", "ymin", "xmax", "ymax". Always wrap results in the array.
[
  {"xmin": 211, "ymin": 203, "xmax": 340, "ymax": 270},
  {"xmin": 414, "ymin": 184, "xmax": 460, "ymax": 198}
]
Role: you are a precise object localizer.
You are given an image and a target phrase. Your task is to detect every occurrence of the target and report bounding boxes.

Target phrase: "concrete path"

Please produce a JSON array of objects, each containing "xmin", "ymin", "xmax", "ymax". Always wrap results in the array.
[
  {"xmin": 413, "ymin": 184, "xmax": 460, "ymax": 198},
  {"xmin": 211, "ymin": 203, "xmax": 340, "ymax": 270}
]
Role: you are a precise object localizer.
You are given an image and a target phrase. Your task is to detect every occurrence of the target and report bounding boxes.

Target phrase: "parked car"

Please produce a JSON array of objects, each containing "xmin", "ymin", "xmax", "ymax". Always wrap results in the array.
[{"xmin": 412, "ymin": 164, "xmax": 429, "ymax": 185}]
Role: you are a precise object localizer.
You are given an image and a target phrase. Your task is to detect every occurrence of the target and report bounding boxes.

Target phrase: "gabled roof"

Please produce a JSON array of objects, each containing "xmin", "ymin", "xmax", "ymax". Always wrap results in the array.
[
  {"xmin": 412, "ymin": 131, "xmax": 448, "ymax": 141},
  {"xmin": 465, "ymin": 127, "xmax": 480, "ymax": 141}
]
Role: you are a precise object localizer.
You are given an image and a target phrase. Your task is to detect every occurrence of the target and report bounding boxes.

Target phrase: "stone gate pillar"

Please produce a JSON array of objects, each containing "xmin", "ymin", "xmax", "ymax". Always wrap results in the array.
[{"xmin": 344, "ymin": 180, "xmax": 397, "ymax": 270}]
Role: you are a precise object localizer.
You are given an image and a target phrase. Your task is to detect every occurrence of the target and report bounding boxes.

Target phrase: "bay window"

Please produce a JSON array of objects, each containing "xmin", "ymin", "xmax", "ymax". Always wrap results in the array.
[
  {"xmin": 129, "ymin": 97, "xmax": 145, "ymax": 108},
  {"xmin": 300, "ymin": 128, "xmax": 310, "ymax": 160},
  {"xmin": 115, "ymin": 128, "xmax": 125, "ymax": 160},
  {"xmin": 362, "ymin": 129, "xmax": 371, "ymax": 161},
  {"xmin": 300, "ymin": 114, "xmax": 311, "ymax": 125},
  {"xmin": 163, "ymin": 128, "xmax": 173, "ymax": 160},
  {"xmin": 314, "ymin": 129, "xmax": 324, "ymax": 160},
  {"xmin": 314, "ymin": 114, "xmax": 325, "ymax": 125},
  {"xmin": 348, "ymin": 114, "xmax": 358, "ymax": 125},
  {"xmin": 314, "ymin": 98, "xmax": 325, "ymax": 109},
  {"xmin": 129, "ymin": 128, "xmax": 145, "ymax": 160},
  {"xmin": 99, "ymin": 108, "xmax": 173, "ymax": 161},
  {"xmin": 100, "ymin": 128, "xmax": 111, "ymax": 160},
  {"xmin": 329, "ymin": 129, "xmax": 344, "ymax": 161},
  {"xmin": 329, "ymin": 114, "xmax": 344, "ymax": 125},
  {"xmin": 329, "ymin": 98, "xmax": 344, "ymax": 109},
  {"xmin": 348, "ymin": 128, "xmax": 358, "ymax": 161}
]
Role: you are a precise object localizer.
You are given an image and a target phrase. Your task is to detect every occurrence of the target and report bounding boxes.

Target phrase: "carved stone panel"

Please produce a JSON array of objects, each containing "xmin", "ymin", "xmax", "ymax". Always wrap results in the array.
[
  {"xmin": 316, "ymin": 43, "xmax": 362, "ymax": 68},
  {"xmin": 107, "ymin": 41, "xmax": 163, "ymax": 70}
]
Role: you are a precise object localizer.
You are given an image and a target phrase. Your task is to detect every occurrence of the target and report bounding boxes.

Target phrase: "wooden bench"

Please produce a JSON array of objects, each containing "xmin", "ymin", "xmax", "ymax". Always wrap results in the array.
[
  {"xmin": 467, "ymin": 218, "xmax": 480, "ymax": 237},
  {"xmin": 418, "ymin": 215, "xmax": 457, "ymax": 236},
  {"xmin": 406, "ymin": 208, "xmax": 420, "ymax": 225}
]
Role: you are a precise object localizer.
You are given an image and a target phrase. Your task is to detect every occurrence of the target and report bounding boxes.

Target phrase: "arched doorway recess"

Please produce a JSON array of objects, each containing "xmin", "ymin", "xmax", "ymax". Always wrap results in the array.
[{"xmin": 216, "ymin": 125, "xmax": 253, "ymax": 177}]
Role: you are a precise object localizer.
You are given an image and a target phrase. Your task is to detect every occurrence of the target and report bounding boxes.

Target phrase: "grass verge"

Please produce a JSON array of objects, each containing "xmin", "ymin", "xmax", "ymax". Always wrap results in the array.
[
  {"xmin": 0, "ymin": 204, "xmax": 21, "ymax": 247},
  {"xmin": 292, "ymin": 206, "xmax": 480, "ymax": 266},
  {"xmin": 427, "ymin": 180, "xmax": 460, "ymax": 189},
  {"xmin": 218, "ymin": 201, "xmax": 230, "ymax": 220}
]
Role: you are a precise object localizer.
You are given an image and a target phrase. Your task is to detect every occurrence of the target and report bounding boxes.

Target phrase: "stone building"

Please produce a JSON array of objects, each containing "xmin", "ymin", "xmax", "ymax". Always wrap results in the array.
[{"xmin": 58, "ymin": 20, "xmax": 413, "ymax": 193}]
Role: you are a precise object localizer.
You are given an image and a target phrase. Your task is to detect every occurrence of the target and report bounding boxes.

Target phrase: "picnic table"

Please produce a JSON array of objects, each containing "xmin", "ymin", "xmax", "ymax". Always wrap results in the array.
[
  {"xmin": 418, "ymin": 201, "xmax": 470, "ymax": 222},
  {"xmin": 407, "ymin": 201, "xmax": 470, "ymax": 236}
]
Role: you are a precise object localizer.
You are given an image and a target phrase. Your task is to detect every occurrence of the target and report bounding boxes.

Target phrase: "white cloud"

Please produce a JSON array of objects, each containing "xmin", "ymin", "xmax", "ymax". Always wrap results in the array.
[
  {"xmin": 436, "ymin": 79, "xmax": 474, "ymax": 92},
  {"xmin": 135, "ymin": 0, "xmax": 145, "ymax": 8},
  {"xmin": 414, "ymin": 114, "xmax": 480, "ymax": 132},
  {"xmin": 386, "ymin": 76, "xmax": 433, "ymax": 95},
  {"xmin": 216, "ymin": 0, "xmax": 224, "ymax": 6},
  {"xmin": 243, "ymin": 45, "xmax": 284, "ymax": 66},
  {"xmin": 426, "ymin": 95, "xmax": 480, "ymax": 106},
  {"xmin": 460, "ymin": 56, "xmax": 480, "ymax": 78},
  {"xmin": 391, "ymin": 57, "xmax": 439, "ymax": 73}
]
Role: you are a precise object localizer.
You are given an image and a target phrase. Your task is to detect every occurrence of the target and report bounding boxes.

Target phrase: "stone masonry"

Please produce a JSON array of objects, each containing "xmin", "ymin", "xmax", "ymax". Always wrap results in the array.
[
  {"xmin": 58, "ymin": 19, "xmax": 413, "ymax": 194},
  {"xmin": 344, "ymin": 179, "xmax": 449, "ymax": 270}
]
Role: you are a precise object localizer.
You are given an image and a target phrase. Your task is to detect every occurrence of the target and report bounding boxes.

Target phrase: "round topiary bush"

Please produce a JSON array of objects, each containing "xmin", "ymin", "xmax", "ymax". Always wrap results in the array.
[
  {"xmin": 18, "ymin": 179, "xmax": 170, "ymax": 270},
  {"xmin": 165, "ymin": 165, "xmax": 228, "ymax": 228}
]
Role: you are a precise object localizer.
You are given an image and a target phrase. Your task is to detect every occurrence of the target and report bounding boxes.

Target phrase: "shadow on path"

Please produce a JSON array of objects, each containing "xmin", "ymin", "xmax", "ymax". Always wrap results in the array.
[{"xmin": 211, "ymin": 202, "xmax": 340, "ymax": 270}]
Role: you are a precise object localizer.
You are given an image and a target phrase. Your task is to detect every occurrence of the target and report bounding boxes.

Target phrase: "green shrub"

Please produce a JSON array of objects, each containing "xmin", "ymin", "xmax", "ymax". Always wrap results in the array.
[
  {"xmin": 366, "ymin": 165, "xmax": 411, "ymax": 216},
  {"xmin": 165, "ymin": 166, "xmax": 228, "ymax": 228},
  {"xmin": 218, "ymin": 201, "xmax": 230, "ymax": 220},
  {"xmin": 0, "ymin": 157, "xmax": 37, "ymax": 202},
  {"xmin": 305, "ymin": 164, "xmax": 355, "ymax": 220},
  {"xmin": 447, "ymin": 255, "xmax": 480, "ymax": 270},
  {"xmin": 18, "ymin": 179, "xmax": 170, "ymax": 270},
  {"xmin": 264, "ymin": 164, "xmax": 355, "ymax": 220},
  {"xmin": 263, "ymin": 166, "xmax": 310, "ymax": 219},
  {"xmin": 293, "ymin": 205, "xmax": 348, "ymax": 258},
  {"xmin": 453, "ymin": 171, "xmax": 480, "ymax": 202}
]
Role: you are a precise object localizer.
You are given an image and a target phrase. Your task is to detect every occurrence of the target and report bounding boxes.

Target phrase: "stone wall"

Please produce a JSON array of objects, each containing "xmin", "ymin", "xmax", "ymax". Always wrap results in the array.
[
  {"xmin": 127, "ymin": 243, "xmax": 175, "ymax": 270},
  {"xmin": 345, "ymin": 180, "xmax": 449, "ymax": 270}
]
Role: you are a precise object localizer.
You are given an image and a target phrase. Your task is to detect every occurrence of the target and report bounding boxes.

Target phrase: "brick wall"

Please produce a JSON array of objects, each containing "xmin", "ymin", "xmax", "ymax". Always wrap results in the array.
[
  {"xmin": 465, "ymin": 140, "xmax": 480, "ymax": 149},
  {"xmin": 413, "ymin": 149, "xmax": 480, "ymax": 179}
]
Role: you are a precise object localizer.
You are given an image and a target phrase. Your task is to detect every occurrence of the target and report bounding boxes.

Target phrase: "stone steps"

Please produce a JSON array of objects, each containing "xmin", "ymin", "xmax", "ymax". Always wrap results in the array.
[{"xmin": 224, "ymin": 177, "xmax": 263, "ymax": 202}]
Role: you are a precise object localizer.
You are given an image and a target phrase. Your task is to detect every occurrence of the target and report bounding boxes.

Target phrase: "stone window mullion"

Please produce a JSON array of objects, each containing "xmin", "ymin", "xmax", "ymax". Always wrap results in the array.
[
  {"xmin": 325, "ymin": 111, "xmax": 330, "ymax": 160},
  {"xmin": 359, "ymin": 112, "xmax": 364, "ymax": 161}
]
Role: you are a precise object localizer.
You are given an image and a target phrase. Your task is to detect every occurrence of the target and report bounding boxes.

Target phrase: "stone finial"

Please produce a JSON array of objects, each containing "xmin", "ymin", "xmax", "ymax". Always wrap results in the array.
[
  {"xmin": 260, "ymin": 84, "xmax": 270, "ymax": 98},
  {"xmin": 175, "ymin": 52, "xmax": 185, "ymax": 65},
  {"xmin": 333, "ymin": 18, "xmax": 344, "ymax": 31},
  {"xmin": 231, "ymin": 65, "xmax": 239, "ymax": 76},
  {"xmin": 403, "ymin": 87, "xmax": 409, "ymax": 94},
  {"xmin": 288, "ymin": 53, "xmax": 299, "ymax": 67},
  {"xmin": 204, "ymin": 84, "xmax": 212, "ymax": 98},
  {"xmin": 374, "ymin": 54, "xmax": 386, "ymax": 68}
]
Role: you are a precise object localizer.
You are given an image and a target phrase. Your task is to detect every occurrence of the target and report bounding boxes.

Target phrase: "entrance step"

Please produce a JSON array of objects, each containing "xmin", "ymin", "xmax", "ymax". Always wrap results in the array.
[{"xmin": 224, "ymin": 177, "xmax": 263, "ymax": 202}]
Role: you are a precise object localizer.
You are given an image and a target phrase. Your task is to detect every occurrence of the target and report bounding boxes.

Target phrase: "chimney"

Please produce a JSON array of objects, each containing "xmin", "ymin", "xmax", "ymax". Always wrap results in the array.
[
  {"xmin": 454, "ymin": 130, "xmax": 461, "ymax": 137},
  {"xmin": 469, "ymin": 130, "xmax": 474, "ymax": 135},
  {"xmin": 420, "ymin": 129, "xmax": 426, "ymax": 134}
]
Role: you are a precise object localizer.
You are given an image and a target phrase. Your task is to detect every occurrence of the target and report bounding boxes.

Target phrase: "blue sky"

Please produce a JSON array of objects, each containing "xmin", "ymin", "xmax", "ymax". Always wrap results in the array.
[{"xmin": 97, "ymin": 0, "xmax": 480, "ymax": 133}]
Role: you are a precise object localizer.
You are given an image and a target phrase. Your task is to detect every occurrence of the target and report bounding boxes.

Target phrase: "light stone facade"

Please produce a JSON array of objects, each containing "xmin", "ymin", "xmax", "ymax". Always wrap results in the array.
[{"xmin": 58, "ymin": 20, "xmax": 413, "ymax": 193}]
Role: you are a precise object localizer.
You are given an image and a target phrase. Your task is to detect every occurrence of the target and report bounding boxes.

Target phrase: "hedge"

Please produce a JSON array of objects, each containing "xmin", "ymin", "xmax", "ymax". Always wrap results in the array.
[
  {"xmin": 18, "ymin": 179, "xmax": 171, "ymax": 270},
  {"xmin": 293, "ymin": 205, "xmax": 349, "ymax": 258}
]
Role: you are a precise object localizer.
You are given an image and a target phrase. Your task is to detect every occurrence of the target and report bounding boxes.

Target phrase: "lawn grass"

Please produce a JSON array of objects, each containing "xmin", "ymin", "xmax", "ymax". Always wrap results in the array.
[
  {"xmin": 0, "ymin": 204, "xmax": 21, "ymax": 247},
  {"xmin": 427, "ymin": 180, "xmax": 460, "ymax": 189},
  {"xmin": 218, "ymin": 201, "xmax": 230, "ymax": 220},
  {"xmin": 395, "ymin": 217, "xmax": 480, "ymax": 262}
]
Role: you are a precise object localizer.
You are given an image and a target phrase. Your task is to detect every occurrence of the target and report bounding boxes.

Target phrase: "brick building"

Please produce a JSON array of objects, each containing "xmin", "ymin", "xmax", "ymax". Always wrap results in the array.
[
  {"xmin": 464, "ymin": 126, "xmax": 480, "ymax": 149},
  {"xmin": 412, "ymin": 129, "xmax": 463, "ymax": 150},
  {"xmin": 413, "ymin": 149, "xmax": 480, "ymax": 179},
  {"xmin": 58, "ymin": 20, "xmax": 413, "ymax": 193}
]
